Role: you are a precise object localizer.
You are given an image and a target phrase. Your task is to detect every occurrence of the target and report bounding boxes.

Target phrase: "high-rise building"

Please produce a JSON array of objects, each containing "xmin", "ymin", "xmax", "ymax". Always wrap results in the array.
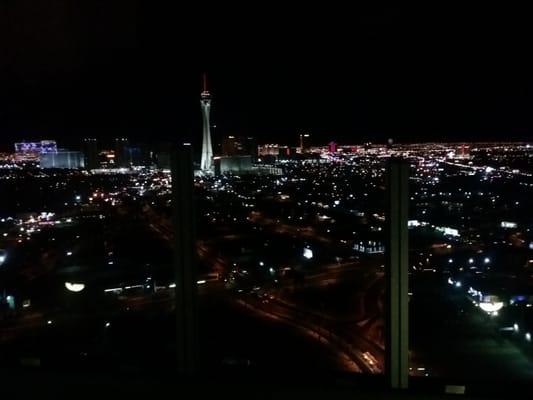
[
  {"xmin": 299, "ymin": 133, "xmax": 310, "ymax": 153},
  {"xmin": 14, "ymin": 140, "xmax": 57, "ymax": 161},
  {"xmin": 258, "ymin": 144, "xmax": 283, "ymax": 156},
  {"xmin": 222, "ymin": 136, "xmax": 257, "ymax": 157},
  {"xmin": 40, "ymin": 151, "xmax": 85, "ymax": 169},
  {"xmin": 155, "ymin": 142, "xmax": 172, "ymax": 170},
  {"xmin": 242, "ymin": 136, "xmax": 258, "ymax": 158},
  {"xmin": 124, "ymin": 144, "xmax": 152, "ymax": 167},
  {"xmin": 114, "ymin": 138, "xmax": 129, "ymax": 168},
  {"xmin": 82, "ymin": 138, "xmax": 99, "ymax": 169},
  {"xmin": 200, "ymin": 74, "xmax": 213, "ymax": 172},
  {"xmin": 213, "ymin": 155, "xmax": 253, "ymax": 175},
  {"xmin": 222, "ymin": 136, "xmax": 237, "ymax": 156}
]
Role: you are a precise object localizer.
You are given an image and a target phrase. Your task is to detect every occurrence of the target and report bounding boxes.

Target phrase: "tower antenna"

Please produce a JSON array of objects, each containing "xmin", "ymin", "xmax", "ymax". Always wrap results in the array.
[{"xmin": 203, "ymin": 73, "xmax": 208, "ymax": 93}]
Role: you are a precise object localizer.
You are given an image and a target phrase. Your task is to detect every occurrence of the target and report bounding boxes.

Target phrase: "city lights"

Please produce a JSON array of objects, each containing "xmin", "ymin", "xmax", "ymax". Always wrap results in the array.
[
  {"xmin": 65, "ymin": 282, "xmax": 85, "ymax": 292},
  {"xmin": 1, "ymin": 129, "xmax": 533, "ymax": 381},
  {"xmin": 478, "ymin": 302, "xmax": 504, "ymax": 313},
  {"xmin": 0, "ymin": 1, "xmax": 532, "ymax": 381}
]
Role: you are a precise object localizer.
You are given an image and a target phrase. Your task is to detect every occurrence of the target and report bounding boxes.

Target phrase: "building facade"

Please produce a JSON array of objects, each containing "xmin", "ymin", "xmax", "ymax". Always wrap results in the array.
[
  {"xmin": 114, "ymin": 138, "xmax": 129, "ymax": 168},
  {"xmin": 40, "ymin": 151, "xmax": 85, "ymax": 169},
  {"xmin": 82, "ymin": 138, "xmax": 99, "ymax": 169}
]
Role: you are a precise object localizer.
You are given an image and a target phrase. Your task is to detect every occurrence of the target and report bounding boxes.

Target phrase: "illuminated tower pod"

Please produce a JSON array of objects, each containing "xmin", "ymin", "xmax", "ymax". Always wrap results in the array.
[{"xmin": 200, "ymin": 74, "xmax": 214, "ymax": 172}]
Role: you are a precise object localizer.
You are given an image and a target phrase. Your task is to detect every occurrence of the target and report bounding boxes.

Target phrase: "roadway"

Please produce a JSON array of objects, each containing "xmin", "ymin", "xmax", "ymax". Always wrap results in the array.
[{"xmin": 143, "ymin": 203, "xmax": 386, "ymax": 373}]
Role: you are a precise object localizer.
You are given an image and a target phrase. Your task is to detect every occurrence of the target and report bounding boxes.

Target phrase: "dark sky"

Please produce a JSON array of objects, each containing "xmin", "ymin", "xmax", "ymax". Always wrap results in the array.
[{"xmin": 1, "ymin": 2, "xmax": 532, "ymax": 149}]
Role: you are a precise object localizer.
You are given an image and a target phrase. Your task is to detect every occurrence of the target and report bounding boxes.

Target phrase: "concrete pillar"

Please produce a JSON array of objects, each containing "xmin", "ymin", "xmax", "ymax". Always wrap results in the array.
[
  {"xmin": 385, "ymin": 158, "xmax": 409, "ymax": 389},
  {"xmin": 171, "ymin": 144, "xmax": 198, "ymax": 374}
]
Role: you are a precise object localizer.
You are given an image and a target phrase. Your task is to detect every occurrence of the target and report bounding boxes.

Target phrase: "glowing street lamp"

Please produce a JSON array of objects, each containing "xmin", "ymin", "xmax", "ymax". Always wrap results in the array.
[
  {"xmin": 478, "ymin": 302, "xmax": 504, "ymax": 313},
  {"xmin": 65, "ymin": 282, "xmax": 85, "ymax": 292}
]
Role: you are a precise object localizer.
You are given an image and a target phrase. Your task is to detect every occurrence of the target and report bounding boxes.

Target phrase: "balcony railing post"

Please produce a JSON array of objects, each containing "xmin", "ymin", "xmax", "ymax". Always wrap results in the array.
[
  {"xmin": 385, "ymin": 158, "xmax": 409, "ymax": 389},
  {"xmin": 171, "ymin": 144, "xmax": 197, "ymax": 375}
]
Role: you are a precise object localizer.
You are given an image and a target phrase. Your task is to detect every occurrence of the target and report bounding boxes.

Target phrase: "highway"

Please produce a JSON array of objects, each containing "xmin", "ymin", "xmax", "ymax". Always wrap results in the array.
[
  {"xmin": 235, "ymin": 291, "xmax": 383, "ymax": 373},
  {"xmin": 143, "ymin": 203, "xmax": 387, "ymax": 373}
]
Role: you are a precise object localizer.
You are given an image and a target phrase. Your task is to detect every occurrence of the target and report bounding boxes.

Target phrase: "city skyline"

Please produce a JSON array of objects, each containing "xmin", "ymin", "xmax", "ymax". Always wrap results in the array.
[
  {"xmin": 2, "ymin": 140, "xmax": 533, "ymax": 386},
  {"xmin": 4, "ymin": 3, "xmax": 533, "ymax": 396}
]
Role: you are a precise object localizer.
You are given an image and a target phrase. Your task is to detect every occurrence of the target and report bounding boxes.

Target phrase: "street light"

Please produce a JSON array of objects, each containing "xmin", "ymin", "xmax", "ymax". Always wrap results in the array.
[{"xmin": 65, "ymin": 282, "xmax": 85, "ymax": 292}]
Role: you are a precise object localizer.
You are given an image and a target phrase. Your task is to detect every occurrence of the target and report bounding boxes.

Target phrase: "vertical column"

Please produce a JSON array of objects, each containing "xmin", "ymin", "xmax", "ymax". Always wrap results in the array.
[
  {"xmin": 385, "ymin": 158, "xmax": 409, "ymax": 389},
  {"xmin": 171, "ymin": 144, "xmax": 198, "ymax": 375}
]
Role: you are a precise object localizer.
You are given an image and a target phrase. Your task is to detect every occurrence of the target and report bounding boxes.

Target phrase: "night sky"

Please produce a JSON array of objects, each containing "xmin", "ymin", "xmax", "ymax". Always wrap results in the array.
[{"xmin": 1, "ymin": 3, "xmax": 532, "ymax": 149}]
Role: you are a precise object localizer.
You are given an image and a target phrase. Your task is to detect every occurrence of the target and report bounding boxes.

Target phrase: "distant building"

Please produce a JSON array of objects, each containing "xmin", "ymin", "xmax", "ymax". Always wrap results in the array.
[
  {"xmin": 277, "ymin": 146, "xmax": 296, "ymax": 159},
  {"xmin": 99, "ymin": 150, "xmax": 116, "ymax": 169},
  {"xmin": 299, "ymin": 133, "xmax": 310, "ymax": 153},
  {"xmin": 254, "ymin": 165, "xmax": 283, "ymax": 175},
  {"xmin": 354, "ymin": 241, "xmax": 385, "ymax": 254},
  {"xmin": 82, "ymin": 138, "xmax": 99, "ymax": 169},
  {"xmin": 14, "ymin": 140, "xmax": 57, "ymax": 161},
  {"xmin": 221, "ymin": 136, "xmax": 237, "ymax": 156},
  {"xmin": 156, "ymin": 152, "xmax": 171, "ymax": 170},
  {"xmin": 245, "ymin": 137, "xmax": 258, "ymax": 158},
  {"xmin": 258, "ymin": 144, "xmax": 281, "ymax": 156},
  {"xmin": 222, "ymin": 136, "xmax": 257, "ymax": 157},
  {"xmin": 124, "ymin": 144, "xmax": 152, "ymax": 167},
  {"xmin": 214, "ymin": 155, "xmax": 253, "ymax": 175},
  {"xmin": 114, "ymin": 138, "xmax": 129, "ymax": 168},
  {"xmin": 155, "ymin": 142, "xmax": 172, "ymax": 170},
  {"xmin": 258, "ymin": 144, "xmax": 297, "ymax": 159},
  {"xmin": 452, "ymin": 143, "xmax": 471, "ymax": 159},
  {"xmin": 40, "ymin": 151, "xmax": 85, "ymax": 169}
]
